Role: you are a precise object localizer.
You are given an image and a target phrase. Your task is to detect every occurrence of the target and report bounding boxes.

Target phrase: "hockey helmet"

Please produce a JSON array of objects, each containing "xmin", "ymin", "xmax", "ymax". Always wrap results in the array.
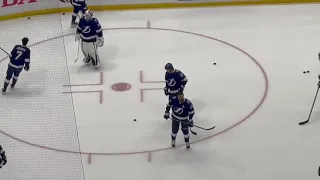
[{"xmin": 165, "ymin": 63, "xmax": 174, "ymax": 70}]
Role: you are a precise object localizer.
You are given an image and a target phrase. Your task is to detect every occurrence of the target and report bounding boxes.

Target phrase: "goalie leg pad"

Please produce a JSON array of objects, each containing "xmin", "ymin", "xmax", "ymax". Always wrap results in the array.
[
  {"xmin": 81, "ymin": 41, "xmax": 91, "ymax": 64},
  {"xmin": 89, "ymin": 42, "xmax": 100, "ymax": 68}
]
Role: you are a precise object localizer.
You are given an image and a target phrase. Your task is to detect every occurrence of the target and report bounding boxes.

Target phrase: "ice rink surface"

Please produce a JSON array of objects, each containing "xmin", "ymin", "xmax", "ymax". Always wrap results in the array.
[{"xmin": 1, "ymin": 3, "xmax": 320, "ymax": 180}]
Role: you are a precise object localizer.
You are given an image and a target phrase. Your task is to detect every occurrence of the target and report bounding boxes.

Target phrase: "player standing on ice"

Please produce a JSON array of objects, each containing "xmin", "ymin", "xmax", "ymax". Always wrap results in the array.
[
  {"xmin": 75, "ymin": 9, "xmax": 104, "ymax": 68},
  {"xmin": 2, "ymin": 37, "xmax": 30, "ymax": 94},
  {"xmin": 0, "ymin": 145, "xmax": 7, "ymax": 168},
  {"xmin": 164, "ymin": 63, "xmax": 188, "ymax": 102},
  {"xmin": 70, "ymin": 0, "xmax": 87, "ymax": 28},
  {"xmin": 164, "ymin": 91, "xmax": 195, "ymax": 149}
]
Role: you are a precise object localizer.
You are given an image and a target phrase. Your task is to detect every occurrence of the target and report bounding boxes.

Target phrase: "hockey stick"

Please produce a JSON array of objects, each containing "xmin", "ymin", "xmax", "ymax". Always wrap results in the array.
[
  {"xmin": 0, "ymin": 47, "xmax": 9, "ymax": 56},
  {"xmin": 170, "ymin": 118, "xmax": 197, "ymax": 135},
  {"xmin": 170, "ymin": 118, "xmax": 215, "ymax": 132},
  {"xmin": 74, "ymin": 41, "xmax": 80, "ymax": 63},
  {"xmin": 299, "ymin": 86, "xmax": 320, "ymax": 125},
  {"xmin": 0, "ymin": 47, "xmax": 10, "ymax": 63}
]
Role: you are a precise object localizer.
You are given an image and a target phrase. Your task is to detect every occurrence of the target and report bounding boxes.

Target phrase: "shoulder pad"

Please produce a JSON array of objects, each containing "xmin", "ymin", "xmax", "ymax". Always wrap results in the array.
[
  {"xmin": 93, "ymin": 18, "xmax": 98, "ymax": 23},
  {"xmin": 186, "ymin": 99, "xmax": 191, "ymax": 104},
  {"xmin": 175, "ymin": 69, "xmax": 180, "ymax": 73}
]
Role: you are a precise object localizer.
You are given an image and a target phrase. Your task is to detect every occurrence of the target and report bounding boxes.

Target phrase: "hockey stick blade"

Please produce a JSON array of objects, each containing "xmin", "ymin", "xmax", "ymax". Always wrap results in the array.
[
  {"xmin": 299, "ymin": 120, "xmax": 309, "ymax": 125},
  {"xmin": 190, "ymin": 128, "xmax": 197, "ymax": 135},
  {"xmin": 193, "ymin": 125, "xmax": 216, "ymax": 131}
]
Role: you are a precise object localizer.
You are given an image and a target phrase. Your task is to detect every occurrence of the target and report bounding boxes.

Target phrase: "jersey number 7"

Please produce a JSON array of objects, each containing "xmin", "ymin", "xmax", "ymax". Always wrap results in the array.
[{"xmin": 15, "ymin": 51, "xmax": 23, "ymax": 60}]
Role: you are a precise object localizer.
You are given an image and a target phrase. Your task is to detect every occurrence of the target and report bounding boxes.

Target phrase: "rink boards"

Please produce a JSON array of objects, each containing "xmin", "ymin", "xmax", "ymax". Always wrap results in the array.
[{"xmin": 1, "ymin": 0, "xmax": 320, "ymax": 21}]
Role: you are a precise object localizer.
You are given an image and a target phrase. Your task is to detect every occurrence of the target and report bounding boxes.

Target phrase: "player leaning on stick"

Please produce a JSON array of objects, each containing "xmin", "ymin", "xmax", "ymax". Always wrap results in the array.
[{"xmin": 0, "ymin": 146, "xmax": 7, "ymax": 168}]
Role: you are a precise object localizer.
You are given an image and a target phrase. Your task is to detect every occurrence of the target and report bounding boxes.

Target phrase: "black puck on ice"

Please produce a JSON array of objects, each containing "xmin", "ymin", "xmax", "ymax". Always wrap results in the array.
[
  {"xmin": 133, "ymin": 119, "xmax": 136, "ymax": 121},
  {"xmin": 307, "ymin": 71, "xmax": 310, "ymax": 73},
  {"xmin": 27, "ymin": 17, "xmax": 30, "ymax": 19},
  {"xmin": 62, "ymin": 13, "xmax": 65, "ymax": 15},
  {"xmin": 213, "ymin": 63, "xmax": 216, "ymax": 65},
  {"xmin": 303, "ymin": 71, "xmax": 306, "ymax": 73}
]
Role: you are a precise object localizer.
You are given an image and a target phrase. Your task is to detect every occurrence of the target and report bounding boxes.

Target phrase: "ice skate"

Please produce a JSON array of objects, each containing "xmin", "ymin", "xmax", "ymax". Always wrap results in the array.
[
  {"xmin": 186, "ymin": 142, "xmax": 190, "ymax": 149},
  {"xmin": 171, "ymin": 139, "xmax": 175, "ymax": 147}
]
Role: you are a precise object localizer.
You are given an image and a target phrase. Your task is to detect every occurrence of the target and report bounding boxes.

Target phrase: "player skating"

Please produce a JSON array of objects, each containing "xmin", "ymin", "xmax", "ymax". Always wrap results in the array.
[
  {"xmin": 0, "ymin": 146, "xmax": 7, "ymax": 168},
  {"xmin": 75, "ymin": 9, "xmax": 104, "ymax": 68},
  {"xmin": 2, "ymin": 37, "xmax": 30, "ymax": 94},
  {"xmin": 70, "ymin": 0, "xmax": 88, "ymax": 27},
  {"xmin": 164, "ymin": 63, "xmax": 188, "ymax": 102}
]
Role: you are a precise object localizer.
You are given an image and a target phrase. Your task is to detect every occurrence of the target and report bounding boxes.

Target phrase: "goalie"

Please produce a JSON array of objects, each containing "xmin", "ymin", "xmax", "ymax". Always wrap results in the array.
[{"xmin": 75, "ymin": 9, "xmax": 104, "ymax": 68}]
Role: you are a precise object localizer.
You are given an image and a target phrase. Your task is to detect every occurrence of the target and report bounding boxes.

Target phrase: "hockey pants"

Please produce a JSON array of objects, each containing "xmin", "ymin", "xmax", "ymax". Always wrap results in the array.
[{"xmin": 171, "ymin": 119, "xmax": 190, "ymax": 141}]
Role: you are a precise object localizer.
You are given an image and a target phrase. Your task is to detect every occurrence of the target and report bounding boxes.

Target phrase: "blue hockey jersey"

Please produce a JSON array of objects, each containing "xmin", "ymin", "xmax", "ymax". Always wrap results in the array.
[
  {"xmin": 165, "ymin": 69, "xmax": 188, "ymax": 94},
  {"xmin": 9, "ymin": 45, "xmax": 30, "ymax": 69},
  {"xmin": 77, "ymin": 17, "xmax": 103, "ymax": 42},
  {"xmin": 166, "ymin": 98, "xmax": 195, "ymax": 121},
  {"xmin": 70, "ymin": 0, "xmax": 86, "ymax": 8}
]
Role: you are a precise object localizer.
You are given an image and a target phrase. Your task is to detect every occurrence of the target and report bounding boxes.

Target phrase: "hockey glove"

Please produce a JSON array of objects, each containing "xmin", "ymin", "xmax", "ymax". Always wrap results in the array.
[
  {"xmin": 75, "ymin": 33, "xmax": 81, "ymax": 42},
  {"xmin": 24, "ymin": 66, "xmax": 29, "ymax": 71},
  {"xmin": 164, "ymin": 87, "xmax": 169, "ymax": 96},
  {"xmin": 97, "ymin": 37, "xmax": 104, "ymax": 47},
  {"xmin": 164, "ymin": 112, "xmax": 170, "ymax": 120},
  {"xmin": 188, "ymin": 120, "xmax": 194, "ymax": 127}
]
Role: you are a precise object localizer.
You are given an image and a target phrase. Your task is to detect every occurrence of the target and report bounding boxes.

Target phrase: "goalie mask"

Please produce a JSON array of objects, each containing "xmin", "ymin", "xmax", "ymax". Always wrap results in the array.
[{"xmin": 84, "ymin": 9, "xmax": 93, "ymax": 21}]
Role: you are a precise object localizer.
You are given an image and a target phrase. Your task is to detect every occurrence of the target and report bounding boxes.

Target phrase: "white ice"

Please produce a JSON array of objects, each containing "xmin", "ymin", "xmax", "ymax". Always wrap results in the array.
[{"xmin": 1, "ymin": 3, "xmax": 320, "ymax": 180}]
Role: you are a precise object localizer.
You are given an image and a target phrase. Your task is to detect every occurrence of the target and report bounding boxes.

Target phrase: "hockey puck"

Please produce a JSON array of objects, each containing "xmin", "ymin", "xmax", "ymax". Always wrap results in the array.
[
  {"xmin": 133, "ymin": 119, "xmax": 136, "ymax": 121},
  {"xmin": 303, "ymin": 71, "xmax": 306, "ymax": 73},
  {"xmin": 27, "ymin": 17, "xmax": 30, "ymax": 19},
  {"xmin": 213, "ymin": 63, "xmax": 216, "ymax": 65},
  {"xmin": 307, "ymin": 71, "xmax": 310, "ymax": 73},
  {"xmin": 62, "ymin": 13, "xmax": 65, "ymax": 15}
]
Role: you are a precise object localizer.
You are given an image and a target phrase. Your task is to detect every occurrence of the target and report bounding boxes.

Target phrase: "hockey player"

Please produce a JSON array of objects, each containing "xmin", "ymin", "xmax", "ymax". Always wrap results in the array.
[
  {"xmin": 2, "ymin": 37, "xmax": 30, "ymax": 94},
  {"xmin": 75, "ymin": 9, "xmax": 104, "ymax": 68},
  {"xmin": 0, "ymin": 145, "xmax": 7, "ymax": 168},
  {"xmin": 70, "ymin": 0, "xmax": 87, "ymax": 27},
  {"xmin": 164, "ymin": 91, "xmax": 195, "ymax": 149},
  {"xmin": 164, "ymin": 63, "xmax": 188, "ymax": 101}
]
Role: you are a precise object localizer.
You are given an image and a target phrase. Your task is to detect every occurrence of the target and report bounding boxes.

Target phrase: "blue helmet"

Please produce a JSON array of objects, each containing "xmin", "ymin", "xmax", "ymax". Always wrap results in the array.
[{"xmin": 165, "ymin": 63, "xmax": 174, "ymax": 70}]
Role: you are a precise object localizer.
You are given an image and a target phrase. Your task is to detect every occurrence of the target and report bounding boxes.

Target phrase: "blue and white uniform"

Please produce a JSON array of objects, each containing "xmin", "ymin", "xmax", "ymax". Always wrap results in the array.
[
  {"xmin": 164, "ymin": 97, "xmax": 195, "ymax": 149},
  {"xmin": 165, "ymin": 98, "xmax": 195, "ymax": 122},
  {"xmin": 164, "ymin": 69, "xmax": 188, "ymax": 100},
  {"xmin": 70, "ymin": 0, "xmax": 87, "ymax": 27},
  {"xmin": 75, "ymin": 10, "xmax": 104, "ymax": 68},
  {"xmin": 2, "ymin": 42, "xmax": 30, "ymax": 94}
]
